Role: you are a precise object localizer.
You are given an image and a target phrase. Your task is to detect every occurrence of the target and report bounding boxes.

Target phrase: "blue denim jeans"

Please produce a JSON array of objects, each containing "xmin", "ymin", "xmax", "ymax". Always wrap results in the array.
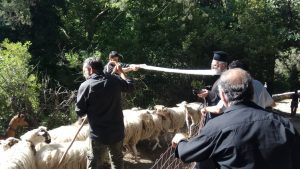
[{"xmin": 87, "ymin": 139, "xmax": 124, "ymax": 169}]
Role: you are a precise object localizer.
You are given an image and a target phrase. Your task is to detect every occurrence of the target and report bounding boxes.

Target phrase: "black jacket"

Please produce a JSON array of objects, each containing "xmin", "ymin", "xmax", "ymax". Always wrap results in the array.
[
  {"xmin": 175, "ymin": 101, "xmax": 300, "ymax": 169},
  {"xmin": 207, "ymin": 77, "xmax": 220, "ymax": 106},
  {"xmin": 75, "ymin": 73, "xmax": 134, "ymax": 144}
]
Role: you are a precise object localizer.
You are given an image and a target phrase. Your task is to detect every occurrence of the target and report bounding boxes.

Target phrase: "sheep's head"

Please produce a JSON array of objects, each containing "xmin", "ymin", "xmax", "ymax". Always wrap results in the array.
[
  {"xmin": 20, "ymin": 126, "xmax": 51, "ymax": 145},
  {"xmin": 154, "ymin": 105, "xmax": 165, "ymax": 114},
  {"xmin": 154, "ymin": 105, "xmax": 164, "ymax": 110},
  {"xmin": 154, "ymin": 105, "xmax": 170, "ymax": 117},
  {"xmin": 0, "ymin": 137, "xmax": 20, "ymax": 151},
  {"xmin": 6, "ymin": 137, "xmax": 20, "ymax": 147},
  {"xmin": 176, "ymin": 101, "xmax": 188, "ymax": 107},
  {"xmin": 155, "ymin": 112, "xmax": 171, "ymax": 132}
]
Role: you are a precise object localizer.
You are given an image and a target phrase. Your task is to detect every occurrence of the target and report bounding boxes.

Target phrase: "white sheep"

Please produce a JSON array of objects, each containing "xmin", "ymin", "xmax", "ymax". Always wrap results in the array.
[
  {"xmin": 0, "ymin": 141, "xmax": 37, "ymax": 169},
  {"xmin": 44, "ymin": 116, "xmax": 89, "ymax": 144},
  {"xmin": 123, "ymin": 108, "xmax": 172, "ymax": 159},
  {"xmin": 48, "ymin": 124, "xmax": 89, "ymax": 143},
  {"xmin": 123, "ymin": 109, "xmax": 149, "ymax": 158},
  {"xmin": 182, "ymin": 102, "xmax": 204, "ymax": 137},
  {"xmin": 155, "ymin": 101, "xmax": 188, "ymax": 134},
  {"xmin": 148, "ymin": 110, "xmax": 171, "ymax": 150},
  {"xmin": 35, "ymin": 138, "xmax": 89, "ymax": 169},
  {"xmin": 0, "ymin": 126, "xmax": 51, "ymax": 169}
]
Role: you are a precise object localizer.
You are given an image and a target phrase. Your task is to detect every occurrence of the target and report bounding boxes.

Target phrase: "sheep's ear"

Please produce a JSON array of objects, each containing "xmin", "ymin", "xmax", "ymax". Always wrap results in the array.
[
  {"xmin": 37, "ymin": 131, "xmax": 44, "ymax": 136},
  {"xmin": 20, "ymin": 114, "xmax": 26, "ymax": 118},
  {"xmin": 199, "ymin": 103, "xmax": 205, "ymax": 109},
  {"xmin": 38, "ymin": 130, "xmax": 50, "ymax": 139},
  {"xmin": 38, "ymin": 126, "xmax": 48, "ymax": 131},
  {"xmin": 176, "ymin": 101, "xmax": 187, "ymax": 107},
  {"xmin": 162, "ymin": 106, "xmax": 169, "ymax": 111}
]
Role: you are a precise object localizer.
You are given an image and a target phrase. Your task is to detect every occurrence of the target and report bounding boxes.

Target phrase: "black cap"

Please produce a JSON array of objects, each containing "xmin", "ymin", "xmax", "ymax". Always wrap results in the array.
[
  {"xmin": 213, "ymin": 51, "xmax": 228, "ymax": 62},
  {"xmin": 109, "ymin": 51, "xmax": 123, "ymax": 59}
]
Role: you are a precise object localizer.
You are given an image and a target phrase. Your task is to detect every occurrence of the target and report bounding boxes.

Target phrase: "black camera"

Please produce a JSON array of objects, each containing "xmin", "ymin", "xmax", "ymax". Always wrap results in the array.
[
  {"xmin": 205, "ymin": 85, "xmax": 212, "ymax": 90},
  {"xmin": 192, "ymin": 89, "xmax": 201, "ymax": 95}
]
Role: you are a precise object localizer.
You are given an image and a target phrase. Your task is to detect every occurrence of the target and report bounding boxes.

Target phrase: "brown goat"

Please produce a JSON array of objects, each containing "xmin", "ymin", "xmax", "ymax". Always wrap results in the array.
[{"xmin": 0, "ymin": 113, "xmax": 29, "ymax": 140}]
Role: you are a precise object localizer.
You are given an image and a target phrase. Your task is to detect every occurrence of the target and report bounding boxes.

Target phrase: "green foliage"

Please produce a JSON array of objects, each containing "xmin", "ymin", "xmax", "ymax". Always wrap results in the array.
[
  {"xmin": 55, "ymin": 0, "xmax": 299, "ymax": 105},
  {"xmin": 0, "ymin": 0, "xmax": 32, "ymax": 27},
  {"xmin": 275, "ymin": 47, "xmax": 300, "ymax": 91},
  {"xmin": 1, "ymin": 0, "xmax": 300, "ymax": 125},
  {"xmin": 0, "ymin": 39, "xmax": 40, "ymax": 133},
  {"xmin": 191, "ymin": 80, "xmax": 206, "ymax": 90},
  {"xmin": 65, "ymin": 52, "xmax": 83, "ymax": 69}
]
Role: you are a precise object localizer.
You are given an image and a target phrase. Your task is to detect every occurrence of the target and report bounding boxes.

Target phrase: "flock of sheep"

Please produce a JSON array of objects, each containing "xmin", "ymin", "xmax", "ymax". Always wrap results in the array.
[{"xmin": 0, "ymin": 101, "xmax": 204, "ymax": 169}]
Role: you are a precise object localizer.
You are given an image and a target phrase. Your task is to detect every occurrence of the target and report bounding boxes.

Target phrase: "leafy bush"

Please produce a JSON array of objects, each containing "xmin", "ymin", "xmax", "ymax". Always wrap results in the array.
[{"xmin": 0, "ymin": 39, "xmax": 40, "ymax": 134}]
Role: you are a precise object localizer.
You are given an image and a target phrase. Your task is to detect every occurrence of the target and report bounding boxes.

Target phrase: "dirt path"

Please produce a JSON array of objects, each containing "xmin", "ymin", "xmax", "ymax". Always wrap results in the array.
[
  {"xmin": 124, "ymin": 140, "xmax": 169, "ymax": 169},
  {"xmin": 273, "ymin": 99, "xmax": 300, "ymax": 132}
]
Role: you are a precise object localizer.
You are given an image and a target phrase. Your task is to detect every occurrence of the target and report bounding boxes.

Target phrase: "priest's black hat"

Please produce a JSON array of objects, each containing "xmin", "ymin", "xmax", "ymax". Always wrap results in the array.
[{"xmin": 213, "ymin": 51, "xmax": 228, "ymax": 62}]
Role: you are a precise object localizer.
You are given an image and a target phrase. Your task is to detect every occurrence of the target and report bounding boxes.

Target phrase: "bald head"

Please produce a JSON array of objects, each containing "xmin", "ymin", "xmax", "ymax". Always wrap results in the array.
[
  {"xmin": 220, "ymin": 68, "xmax": 249, "ymax": 85},
  {"xmin": 218, "ymin": 68, "xmax": 253, "ymax": 105}
]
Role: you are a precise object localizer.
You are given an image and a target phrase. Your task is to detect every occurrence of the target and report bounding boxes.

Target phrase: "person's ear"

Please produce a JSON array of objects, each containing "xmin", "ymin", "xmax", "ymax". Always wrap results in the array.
[
  {"xmin": 219, "ymin": 89, "xmax": 229, "ymax": 107},
  {"xmin": 88, "ymin": 67, "xmax": 95, "ymax": 75}
]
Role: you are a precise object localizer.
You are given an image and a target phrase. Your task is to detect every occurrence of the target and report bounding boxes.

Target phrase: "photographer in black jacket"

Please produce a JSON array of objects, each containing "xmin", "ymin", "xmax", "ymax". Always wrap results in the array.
[{"xmin": 76, "ymin": 57, "xmax": 134, "ymax": 169}]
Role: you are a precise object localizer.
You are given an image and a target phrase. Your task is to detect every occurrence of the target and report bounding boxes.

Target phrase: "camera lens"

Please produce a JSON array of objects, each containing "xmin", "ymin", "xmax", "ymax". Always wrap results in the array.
[{"xmin": 192, "ymin": 89, "xmax": 199, "ymax": 95}]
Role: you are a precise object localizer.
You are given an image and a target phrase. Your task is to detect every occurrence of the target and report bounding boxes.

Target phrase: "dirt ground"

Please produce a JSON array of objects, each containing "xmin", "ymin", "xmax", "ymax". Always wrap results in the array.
[
  {"xmin": 273, "ymin": 99, "xmax": 300, "ymax": 132},
  {"xmin": 123, "ymin": 99, "xmax": 300, "ymax": 169},
  {"xmin": 123, "ymin": 140, "xmax": 169, "ymax": 169}
]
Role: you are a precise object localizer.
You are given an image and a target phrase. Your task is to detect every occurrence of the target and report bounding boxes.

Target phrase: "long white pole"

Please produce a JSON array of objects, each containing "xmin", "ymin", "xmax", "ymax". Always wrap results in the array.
[{"xmin": 139, "ymin": 64, "xmax": 219, "ymax": 76}]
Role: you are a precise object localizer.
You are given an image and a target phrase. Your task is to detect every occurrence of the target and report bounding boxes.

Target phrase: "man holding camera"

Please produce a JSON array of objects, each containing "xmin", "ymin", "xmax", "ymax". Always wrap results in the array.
[{"xmin": 103, "ymin": 51, "xmax": 140, "ymax": 75}]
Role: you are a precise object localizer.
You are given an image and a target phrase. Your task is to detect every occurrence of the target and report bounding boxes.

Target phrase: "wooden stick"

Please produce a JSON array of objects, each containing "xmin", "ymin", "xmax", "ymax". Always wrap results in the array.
[{"xmin": 57, "ymin": 116, "xmax": 88, "ymax": 168}]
